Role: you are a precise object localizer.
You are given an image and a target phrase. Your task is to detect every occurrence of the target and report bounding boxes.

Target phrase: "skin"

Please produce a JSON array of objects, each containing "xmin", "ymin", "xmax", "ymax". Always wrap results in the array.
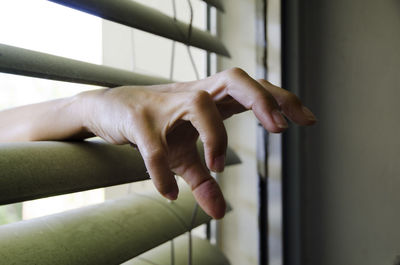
[{"xmin": 0, "ymin": 68, "xmax": 316, "ymax": 219}]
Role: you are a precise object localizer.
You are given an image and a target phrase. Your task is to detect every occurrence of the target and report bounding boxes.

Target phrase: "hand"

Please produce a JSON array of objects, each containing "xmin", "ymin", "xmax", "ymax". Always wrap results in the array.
[{"xmin": 78, "ymin": 68, "xmax": 317, "ymax": 219}]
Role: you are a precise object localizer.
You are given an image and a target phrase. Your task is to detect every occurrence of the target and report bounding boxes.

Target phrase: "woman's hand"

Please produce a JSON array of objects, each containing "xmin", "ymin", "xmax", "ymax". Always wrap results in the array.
[
  {"xmin": 76, "ymin": 68, "xmax": 316, "ymax": 219},
  {"xmin": 0, "ymin": 67, "xmax": 316, "ymax": 219}
]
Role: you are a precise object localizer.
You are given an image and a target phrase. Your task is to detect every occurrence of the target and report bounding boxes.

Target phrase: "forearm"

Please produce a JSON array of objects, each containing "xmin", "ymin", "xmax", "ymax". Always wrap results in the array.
[
  {"xmin": 0, "ymin": 93, "xmax": 94, "ymax": 142},
  {"xmin": 0, "ymin": 68, "xmax": 317, "ymax": 219}
]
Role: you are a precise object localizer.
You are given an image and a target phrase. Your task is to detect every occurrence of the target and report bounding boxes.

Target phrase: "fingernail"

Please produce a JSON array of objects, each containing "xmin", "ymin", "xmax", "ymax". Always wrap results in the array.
[
  {"xmin": 165, "ymin": 189, "xmax": 178, "ymax": 200},
  {"xmin": 214, "ymin": 155, "xmax": 225, "ymax": 173},
  {"xmin": 272, "ymin": 109, "xmax": 288, "ymax": 129},
  {"xmin": 302, "ymin": 106, "xmax": 317, "ymax": 121}
]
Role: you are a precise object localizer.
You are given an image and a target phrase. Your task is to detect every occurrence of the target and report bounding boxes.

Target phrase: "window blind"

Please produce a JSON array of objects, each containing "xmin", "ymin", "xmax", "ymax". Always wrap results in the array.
[
  {"xmin": 201, "ymin": 0, "xmax": 224, "ymax": 12},
  {"xmin": 0, "ymin": 0, "xmax": 234, "ymax": 264},
  {"xmin": 0, "ymin": 141, "xmax": 240, "ymax": 205},
  {"xmin": 48, "ymin": 0, "xmax": 230, "ymax": 57},
  {"xmin": 0, "ymin": 43, "xmax": 171, "ymax": 87},
  {"xmin": 122, "ymin": 235, "xmax": 230, "ymax": 265},
  {"xmin": 0, "ymin": 185, "xmax": 231, "ymax": 265}
]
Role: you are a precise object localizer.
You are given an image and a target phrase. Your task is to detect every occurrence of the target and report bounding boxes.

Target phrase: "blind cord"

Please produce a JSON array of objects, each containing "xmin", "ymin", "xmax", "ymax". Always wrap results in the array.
[
  {"xmin": 169, "ymin": 0, "xmax": 177, "ymax": 81},
  {"xmin": 170, "ymin": 0, "xmax": 200, "ymax": 81},
  {"xmin": 186, "ymin": 0, "xmax": 200, "ymax": 80}
]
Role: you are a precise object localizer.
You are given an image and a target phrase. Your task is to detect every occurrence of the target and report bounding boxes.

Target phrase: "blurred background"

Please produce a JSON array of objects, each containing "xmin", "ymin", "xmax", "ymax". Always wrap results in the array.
[{"xmin": 1, "ymin": 0, "xmax": 399, "ymax": 265}]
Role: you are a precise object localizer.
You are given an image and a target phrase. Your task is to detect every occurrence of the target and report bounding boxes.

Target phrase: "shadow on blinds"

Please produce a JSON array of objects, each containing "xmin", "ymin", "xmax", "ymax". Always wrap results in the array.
[
  {"xmin": 48, "ymin": 0, "xmax": 230, "ymax": 57},
  {"xmin": 124, "ymin": 235, "xmax": 230, "ymax": 265},
  {"xmin": 0, "ymin": 140, "xmax": 240, "ymax": 205},
  {"xmin": 0, "ymin": 0, "xmax": 234, "ymax": 264},
  {"xmin": 0, "ymin": 184, "xmax": 231, "ymax": 264}
]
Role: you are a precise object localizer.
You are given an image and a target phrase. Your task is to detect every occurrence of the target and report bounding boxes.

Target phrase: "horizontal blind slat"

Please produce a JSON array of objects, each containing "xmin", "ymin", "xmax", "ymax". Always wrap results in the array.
[
  {"xmin": 48, "ymin": 0, "xmax": 230, "ymax": 57},
  {"xmin": 203, "ymin": 0, "xmax": 225, "ymax": 12},
  {"xmin": 0, "ymin": 141, "xmax": 240, "ymax": 205},
  {"xmin": 0, "ymin": 43, "xmax": 171, "ymax": 86},
  {"xmin": 123, "ymin": 235, "xmax": 230, "ymax": 265},
  {"xmin": 0, "ymin": 186, "xmax": 226, "ymax": 264}
]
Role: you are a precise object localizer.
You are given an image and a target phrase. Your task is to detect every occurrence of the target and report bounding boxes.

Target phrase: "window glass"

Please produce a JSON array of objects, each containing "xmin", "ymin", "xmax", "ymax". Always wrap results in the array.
[
  {"xmin": 0, "ymin": 0, "xmax": 208, "ymax": 228},
  {"xmin": 0, "ymin": 0, "xmax": 103, "ymax": 223}
]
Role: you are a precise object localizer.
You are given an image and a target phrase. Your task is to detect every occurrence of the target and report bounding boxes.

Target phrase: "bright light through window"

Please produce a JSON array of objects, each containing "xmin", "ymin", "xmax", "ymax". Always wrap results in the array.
[
  {"xmin": 0, "ymin": 0, "xmax": 207, "ymax": 224},
  {"xmin": 0, "ymin": 0, "xmax": 104, "ymax": 221}
]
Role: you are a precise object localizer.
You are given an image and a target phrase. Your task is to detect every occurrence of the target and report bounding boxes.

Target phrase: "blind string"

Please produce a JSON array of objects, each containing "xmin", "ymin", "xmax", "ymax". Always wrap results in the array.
[
  {"xmin": 169, "ymin": 0, "xmax": 177, "ymax": 81},
  {"xmin": 186, "ymin": 0, "xmax": 200, "ymax": 80},
  {"xmin": 170, "ymin": 0, "xmax": 200, "ymax": 81}
]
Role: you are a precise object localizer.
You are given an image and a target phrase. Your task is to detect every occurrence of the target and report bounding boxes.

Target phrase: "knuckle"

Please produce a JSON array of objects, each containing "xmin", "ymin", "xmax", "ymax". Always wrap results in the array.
[
  {"xmin": 143, "ymin": 147, "xmax": 165, "ymax": 162},
  {"xmin": 256, "ymin": 78, "xmax": 267, "ymax": 85},
  {"xmin": 226, "ymin": 67, "xmax": 247, "ymax": 77},
  {"xmin": 127, "ymin": 105, "xmax": 147, "ymax": 123},
  {"xmin": 260, "ymin": 91, "xmax": 276, "ymax": 104},
  {"xmin": 255, "ymin": 92, "xmax": 279, "ymax": 110},
  {"xmin": 257, "ymin": 79, "xmax": 275, "ymax": 88},
  {"xmin": 190, "ymin": 90, "xmax": 212, "ymax": 107}
]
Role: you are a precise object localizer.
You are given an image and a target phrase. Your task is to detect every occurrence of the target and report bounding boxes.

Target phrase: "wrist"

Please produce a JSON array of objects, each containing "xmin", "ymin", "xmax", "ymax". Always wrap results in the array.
[{"xmin": 71, "ymin": 89, "xmax": 106, "ymax": 136}]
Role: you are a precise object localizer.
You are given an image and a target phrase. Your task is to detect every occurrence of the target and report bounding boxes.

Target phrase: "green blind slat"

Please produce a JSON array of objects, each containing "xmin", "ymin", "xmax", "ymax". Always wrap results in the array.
[
  {"xmin": 123, "ymin": 235, "xmax": 230, "ymax": 265},
  {"xmin": 0, "ymin": 141, "xmax": 240, "ymax": 205},
  {"xmin": 203, "ymin": 0, "xmax": 225, "ymax": 12},
  {"xmin": 49, "ymin": 0, "xmax": 230, "ymax": 57},
  {"xmin": 0, "ymin": 43, "xmax": 171, "ymax": 87},
  {"xmin": 0, "ymin": 186, "xmax": 228, "ymax": 264}
]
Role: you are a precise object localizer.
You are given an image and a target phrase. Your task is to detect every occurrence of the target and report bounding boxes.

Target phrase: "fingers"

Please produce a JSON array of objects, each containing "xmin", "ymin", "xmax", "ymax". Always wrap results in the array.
[
  {"xmin": 221, "ymin": 68, "xmax": 289, "ymax": 133},
  {"xmin": 177, "ymin": 154, "xmax": 226, "ymax": 219},
  {"xmin": 257, "ymin": 79, "xmax": 317, "ymax": 125},
  {"xmin": 215, "ymin": 96, "xmax": 247, "ymax": 120},
  {"xmin": 182, "ymin": 90, "xmax": 228, "ymax": 173},
  {"xmin": 132, "ymin": 118, "xmax": 179, "ymax": 201},
  {"xmin": 191, "ymin": 67, "xmax": 316, "ymax": 132}
]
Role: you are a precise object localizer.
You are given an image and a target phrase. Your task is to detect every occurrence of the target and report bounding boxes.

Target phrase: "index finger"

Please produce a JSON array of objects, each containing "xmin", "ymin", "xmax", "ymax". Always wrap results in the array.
[
  {"xmin": 257, "ymin": 79, "xmax": 317, "ymax": 125},
  {"xmin": 185, "ymin": 67, "xmax": 315, "ymax": 131},
  {"xmin": 219, "ymin": 68, "xmax": 288, "ymax": 132}
]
